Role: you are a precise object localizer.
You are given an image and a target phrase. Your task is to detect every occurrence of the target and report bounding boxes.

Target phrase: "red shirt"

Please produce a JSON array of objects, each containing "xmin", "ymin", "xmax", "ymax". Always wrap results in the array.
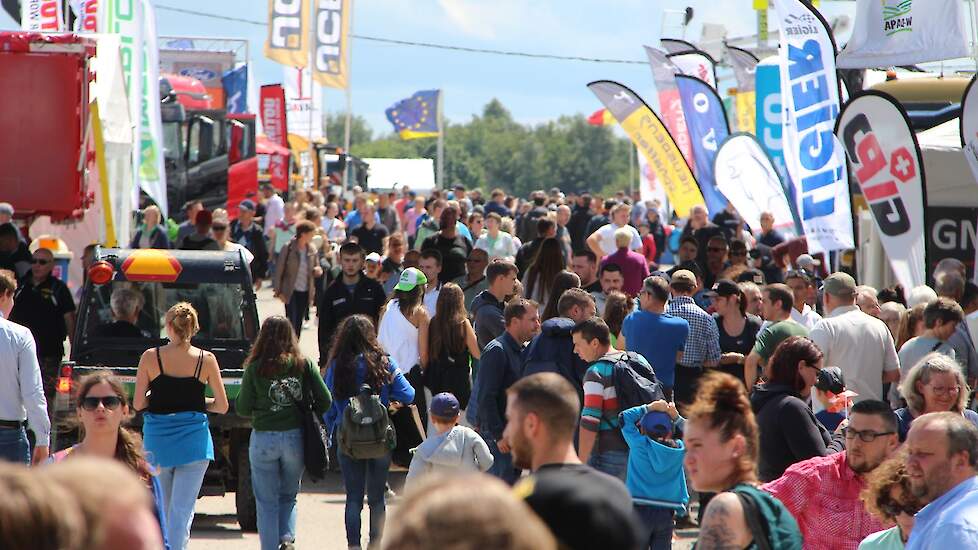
[
  {"xmin": 762, "ymin": 452, "xmax": 885, "ymax": 550},
  {"xmin": 640, "ymin": 235, "xmax": 657, "ymax": 265},
  {"xmin": 599, "ymin": 248, "xmax": 650, "ymax": 297}
]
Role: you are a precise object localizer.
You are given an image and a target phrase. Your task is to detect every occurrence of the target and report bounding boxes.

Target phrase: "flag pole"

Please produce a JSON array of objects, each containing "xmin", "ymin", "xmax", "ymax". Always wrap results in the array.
[
  {"xmin": 437, "ymin": 90, "xmax": 444, "ymax": 189},
  {"xmin": 343, "ymin": 0, "xmax": 355, "ymax": 191},
  {"xmin": 629, "ymin": 145, "xmax": 635, "ymax": 195}
]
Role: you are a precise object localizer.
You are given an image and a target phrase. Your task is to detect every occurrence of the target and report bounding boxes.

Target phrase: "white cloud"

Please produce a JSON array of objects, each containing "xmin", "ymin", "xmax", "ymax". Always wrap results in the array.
[{"xmin": 437, "ymin": 0, "xmax": 503, "ymax": 39}]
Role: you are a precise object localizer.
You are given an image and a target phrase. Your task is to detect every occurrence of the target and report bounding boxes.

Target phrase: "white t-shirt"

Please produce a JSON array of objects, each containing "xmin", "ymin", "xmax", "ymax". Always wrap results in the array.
[
  {"xmin": 475, "ymin": 231, "xmax": 519, "ymax": 261},
  {"xmin": 593, "ymin": 223, "xmax": 642, "ymax": 255},
  {"xmin": 424, "ymin": 286, "xmax": 440, "ymax": 317},
  {"xmin": 790, "ymin": 304, "xmax": 822, "ymax": 331},
  {"xmin": 263, "ymin": 194, "xmax": 285, "ymax": 235},
  {"xmin": 809, "ymin": 305, "xmax": 899, "ymax": 404}
]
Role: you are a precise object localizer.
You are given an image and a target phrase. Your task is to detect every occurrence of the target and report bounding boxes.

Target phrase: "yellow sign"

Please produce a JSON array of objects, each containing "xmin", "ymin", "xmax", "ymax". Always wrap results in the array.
[
  {"xmin": 735, "ymin": 91, "xmax": 757, "ymax": 134},
  {"xmin": 312, "ymin": 0, "xmax": 351, "ymax": 89},
  {"xmin": 265, "ymin": 0, "xmax": 310, "ymax": 68},
  {"xmin": 121, "ymin": 250, "xmax": 183, "ymax": 283}
]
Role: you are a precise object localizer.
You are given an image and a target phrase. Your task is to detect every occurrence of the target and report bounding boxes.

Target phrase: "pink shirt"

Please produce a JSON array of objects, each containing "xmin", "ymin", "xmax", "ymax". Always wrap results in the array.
[
  {"xmin": 763, "ymin": 452, "xmax": 884, "ymax": 550},
  {"xmin": 599, "ymin": 248, "xmax": 650, "ymax": 297}
]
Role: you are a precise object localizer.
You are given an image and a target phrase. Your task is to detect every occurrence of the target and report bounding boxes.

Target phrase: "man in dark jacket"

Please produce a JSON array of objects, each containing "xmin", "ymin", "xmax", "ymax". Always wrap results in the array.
[
  {"xmin": 470, "ymin": 298, "xmax": 541, "ymax": 484},
  {"xmin": 522, "ymin": 288, "xmax": 596, "ymax": 407},
  {"xmin": 567, "ymin": 193, "xmax": 594, "ymax": 252},
  {"xmin": 471, "ymin": 261, "xmax": 519, "ymax": 351},
  {"xmin": 230, "ymin": 200, "xmax": 269, "ymax": 288},
  {"xmin": 317, "ymin": 242, "xmax": 386, "ymax": 365},
  {"xmin": 517, "ymin": 191, "xmax": 549, "ymax": 244}
]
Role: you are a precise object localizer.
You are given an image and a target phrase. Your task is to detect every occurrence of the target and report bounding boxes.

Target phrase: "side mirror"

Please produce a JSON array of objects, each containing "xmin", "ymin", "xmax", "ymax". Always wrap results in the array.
[{"xmin": 197, "ymin": 116, "xmax": 216, "ymax": 161}]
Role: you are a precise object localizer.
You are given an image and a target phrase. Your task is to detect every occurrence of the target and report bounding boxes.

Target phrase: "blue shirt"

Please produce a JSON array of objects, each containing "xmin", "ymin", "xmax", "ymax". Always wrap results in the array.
[
  {"xmin": 619, "ymin": 405, "xmax": 688, "ymax": 509},
  {"xmin": 344, "ymin": 210, "xmax": 382, "ymax": 231},
  {"xmin": 621, "ymin": 310, "xmax": 689, "ymax": 387},
  {"xmin": 323, "ymin": 355, "xmax": 416, "ymax": 436},
  {"xmin": 905, "ymin": 476, "xmax": 978, "ymax": 550}
]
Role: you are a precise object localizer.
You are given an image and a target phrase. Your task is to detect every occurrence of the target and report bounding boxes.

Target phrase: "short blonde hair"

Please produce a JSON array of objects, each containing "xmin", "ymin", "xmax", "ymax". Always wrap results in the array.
[
  {"xmin": 384, "ymin": 475, "xmax": 556, "ymax": 550},
  {"xmin": 899, "ymin": 353, "xmax": 970, "ymax": 415},
  {"xmin": 164, "ymin": 302, "xmax": 199, "ymax": 342},
  {"xmin": 614, "ymin": 227, "xmax": 632, "ymax": 248}
]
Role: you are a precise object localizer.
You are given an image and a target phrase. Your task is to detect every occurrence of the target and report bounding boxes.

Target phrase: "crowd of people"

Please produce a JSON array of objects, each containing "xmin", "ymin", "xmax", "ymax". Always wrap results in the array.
[{"xmin": 1, "ymin": 182, "xmax": 978, "ymax": 550}]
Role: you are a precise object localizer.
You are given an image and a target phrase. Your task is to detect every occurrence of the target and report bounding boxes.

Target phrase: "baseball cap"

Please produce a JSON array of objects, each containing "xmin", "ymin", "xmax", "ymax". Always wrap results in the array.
[
  {"xmin": 239, "ymin": 199, "xmax": 256, "ymax": 212},
  {"xmin": 640, "ymin": 411, "xmax": 674, "ymax": 438},
  {"xmin": 394, "ymin": 267, "xmax": 428, "ymax": 292},
  {"xmin": 796, "ymin": 253, "xmax": 821, "ymax": 269},
  {"xmin": 735, "ymin": 268, "xmax": 766, "ymax": 285},
  {"xmin": 815, "ymin": 366, "xmax": 845, "ymax": 394},
  {"xmin": 711, "ymin": 279, "xmax": 741, "ymax": 297},
  {"xmin": 0, "ymin": 202, "xmax": 13, "ymax": 216},
  {"xmin": 671, "ymin": 269, "xmax": 696, "ymax": 287},
  {"xmin": 365, "ymin": 252, "xmax": 382, "ymax": 263},
  {"xmin": 649, "ymin": 270, "xmax": 671, "ymax": 284},
  {"xmin": 823, "ymin": 272, "xmax": 856, "ymax": 297},
  {"xmin": 430, "ymin": 392, "xmax": 460, "ymax": 418}
]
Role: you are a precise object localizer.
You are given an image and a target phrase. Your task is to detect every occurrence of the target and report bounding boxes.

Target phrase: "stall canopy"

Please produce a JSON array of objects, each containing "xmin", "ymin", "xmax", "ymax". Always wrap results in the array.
[
  {"xmin": 916, "ymin": 118, "xmax": 976, "ymax": 207},
  {"xmin": 256, "ymin": 135, "xmax": 290, "ymax": 191}
]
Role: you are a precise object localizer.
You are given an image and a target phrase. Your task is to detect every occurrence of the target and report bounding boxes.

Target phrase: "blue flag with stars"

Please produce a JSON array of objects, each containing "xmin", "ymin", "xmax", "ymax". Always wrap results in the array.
[{"xmin": 385, "ymin": 90, "xmax": 441, "ymax": 140}]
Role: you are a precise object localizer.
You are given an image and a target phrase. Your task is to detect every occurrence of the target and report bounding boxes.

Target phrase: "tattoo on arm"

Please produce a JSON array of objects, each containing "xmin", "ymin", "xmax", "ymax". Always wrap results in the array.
[{"xmin": 697, "ymin": 498, "xmax": 741, "ymax": 550}]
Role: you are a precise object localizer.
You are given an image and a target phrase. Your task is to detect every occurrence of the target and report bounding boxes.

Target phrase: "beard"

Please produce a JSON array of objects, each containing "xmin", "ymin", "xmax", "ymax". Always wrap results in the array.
[
  {"xmin": 510, "ymin": 431, "xmax": 533, "ymax": 471},
  {"xmin": 848, "ymin": 450, "xmax": 884, "ymax": 474}
]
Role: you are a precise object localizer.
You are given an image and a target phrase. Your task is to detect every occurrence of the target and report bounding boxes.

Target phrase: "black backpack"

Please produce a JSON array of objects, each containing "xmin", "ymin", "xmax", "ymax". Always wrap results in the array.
[{"xmin": 612, "ymin": 351, "xmax": 665, "ymax": 411}]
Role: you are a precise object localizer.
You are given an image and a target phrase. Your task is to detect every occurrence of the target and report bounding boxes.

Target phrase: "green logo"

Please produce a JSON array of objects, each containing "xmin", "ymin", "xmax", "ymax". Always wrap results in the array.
[{"xmin": 883, "ymin": 0, "xmax": 912, "ymax": 36}]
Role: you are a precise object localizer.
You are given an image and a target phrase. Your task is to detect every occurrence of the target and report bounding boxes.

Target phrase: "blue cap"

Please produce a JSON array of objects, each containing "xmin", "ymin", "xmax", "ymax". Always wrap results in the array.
[
  {"xmin": 430, "ymin": 392, "xmax": 460, "ymax": 418},
  {"xmin": 640, "ymin": 411, "xmax": 673, "ymax": 438},
  {"xmin": 239, "ymin": 199, "xmax": 257, "ymax": 212}
]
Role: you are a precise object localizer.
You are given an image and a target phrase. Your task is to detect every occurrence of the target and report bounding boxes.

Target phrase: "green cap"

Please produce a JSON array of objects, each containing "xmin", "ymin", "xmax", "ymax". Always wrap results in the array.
[
  {"xmin": 395, "ymin": 267, "xmax": 428, "ymax": 292},
  {"xmin": 823, "ymin": 272, "xmax": 856, "ymax": 297}
]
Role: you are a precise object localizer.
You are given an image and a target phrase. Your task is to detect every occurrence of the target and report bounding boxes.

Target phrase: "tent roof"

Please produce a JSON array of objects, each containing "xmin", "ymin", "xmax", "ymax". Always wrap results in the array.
[{"xmin": 916, "ymin": 118, "xmax": 975, "ymax": 207}]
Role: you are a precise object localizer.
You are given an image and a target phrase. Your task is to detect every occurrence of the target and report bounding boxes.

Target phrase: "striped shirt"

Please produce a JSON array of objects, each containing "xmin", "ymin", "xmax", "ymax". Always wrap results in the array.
[
  {"xmin": 581, "ymin": 353, "xmax": 628, "ymax": 453},
  {"xmin": 665, "ymin": 296, "xmax": 720, "ymax": 368}
]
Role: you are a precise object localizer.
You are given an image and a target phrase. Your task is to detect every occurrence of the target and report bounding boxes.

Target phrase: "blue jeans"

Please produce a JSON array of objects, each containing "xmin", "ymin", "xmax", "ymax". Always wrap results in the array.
[
  {"xmin": 157, "ymin": 459, "xmax": 210, "ymax": 550},
  {"xmin": 0, "ymin": 427, "xmax": 29, "ymax": 464},
  {"xmin": 588, "ymin": 449, "xmax": 629, "ymax": 482},
  {"xmin": 285, "ymin": 291, "xmax": 309, "ymax": 335},
  {"xmin": 338, "ymin": 451, "xmax": 391, "ymax": 548},
  {"xmin": 250, "ymin": 429, "xmax": 304, "ymax": 550},
  {"xmin": 635, "ymin": 504, "xmax": 674, "ymax": 550},
  {"xmin": 481, "ymin": 432, "xmax": 521, "ymax": 485}
]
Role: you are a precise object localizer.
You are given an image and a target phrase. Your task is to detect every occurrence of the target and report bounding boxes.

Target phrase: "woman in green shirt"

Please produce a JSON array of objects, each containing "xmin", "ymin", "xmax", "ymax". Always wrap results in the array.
[{"xmin": 237, "ymin": 316, "xmax": 331, "ymax": 550}]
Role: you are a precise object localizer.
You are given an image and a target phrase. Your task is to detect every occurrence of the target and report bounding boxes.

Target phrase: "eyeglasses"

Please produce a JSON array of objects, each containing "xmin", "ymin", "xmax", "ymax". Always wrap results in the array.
[
  {"xmin": 212, "ymin": 225, "xmax": 228, "ymax": 231},
  {"xmin": 880, "ymin": 501, "xmax": 921, "ymax": 518},
  {"xmin": 843, "ymin": 427, "xmax": 895, "ymax": 442},
  {"xmin": 80, "ymin": 395, "xmax": 124, "ymax": 411},
  {"xmin": 31, "ymin": 259, "xmax": 51, "ymax": 265},
  {"xmin": 927, "ymin": 385, "xmax": 962, "ymax": 395}
]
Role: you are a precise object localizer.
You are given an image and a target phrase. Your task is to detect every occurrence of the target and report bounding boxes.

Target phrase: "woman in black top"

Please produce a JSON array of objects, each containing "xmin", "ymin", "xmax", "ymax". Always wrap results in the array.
[
  {"xmin": 750, "ymin": 336, "xmax": 843, "ymax": 482},
  {"xmin": 425, "ymin": 283, "xmax": 481, "ymax": 410},
  {"xmin": 712, "ymin": 279, "xmax": 762, "ymax": 386}
]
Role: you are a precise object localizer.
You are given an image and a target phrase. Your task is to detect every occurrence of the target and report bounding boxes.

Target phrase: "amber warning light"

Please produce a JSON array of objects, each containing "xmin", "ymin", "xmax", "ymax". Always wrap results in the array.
[{"xmin": 87, "ymin": 261, "xmax": 114, "ymax": 285}]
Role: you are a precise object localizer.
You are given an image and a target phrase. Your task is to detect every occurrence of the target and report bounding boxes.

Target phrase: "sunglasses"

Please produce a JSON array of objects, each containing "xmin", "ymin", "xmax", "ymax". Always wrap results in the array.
[
  {"xmin": 80, "ymin": 395, "xmax": 124, "ymax": 411},
  {"xmin": 880, "ymin": 501, "xmax": 921, "ymax": 518},
  {"xmin": 32, "ymin": 259, "xmax": 51, "ymax": 265},
  {"xmin": 212, "ymin": 225, "xmax": 228, "ymax": 231}
]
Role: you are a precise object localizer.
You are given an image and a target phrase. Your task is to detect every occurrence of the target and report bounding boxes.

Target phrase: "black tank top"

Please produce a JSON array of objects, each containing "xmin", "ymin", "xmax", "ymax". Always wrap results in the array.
[{"xmin": 147, "ymin": 347, "xmax": 207, "ymax": 414}]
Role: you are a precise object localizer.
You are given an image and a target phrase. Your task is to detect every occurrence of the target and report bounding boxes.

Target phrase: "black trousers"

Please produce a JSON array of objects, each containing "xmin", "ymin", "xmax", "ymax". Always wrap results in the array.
[
  {"xmin": 673, "ymin": 365, "xmax": 704, "ymax": 408},
  {"xmin": 285, "ymin": 291, "xmax": 309, "ymax": 336}
]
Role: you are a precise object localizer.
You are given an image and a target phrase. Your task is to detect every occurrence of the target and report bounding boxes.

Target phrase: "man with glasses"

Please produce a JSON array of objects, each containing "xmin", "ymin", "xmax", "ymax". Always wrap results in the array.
[
  {"xmin": 620, "ymin": 276, "xmax": 688, "ymax": 401},
  {"xmin": 10, "ymin": 249, "xmax": 76, "ymax": 400},
  {"xmin": 0, "ymin": 269, "xmax": 49, "ymax": 464},
  {"xmin": 764, "ymin": 400, "xmax": 900, "ymax": 550},
  {"xmin": 453, "ymin": 248, "xmax": 489, "ymax": 311},
  {"xmin": 784, "ymin": 270, "xmax": 822, "ymax": 330},
  {"xmin": 702, "ymin": 235, "xmax": 729, "ymax": 289}
]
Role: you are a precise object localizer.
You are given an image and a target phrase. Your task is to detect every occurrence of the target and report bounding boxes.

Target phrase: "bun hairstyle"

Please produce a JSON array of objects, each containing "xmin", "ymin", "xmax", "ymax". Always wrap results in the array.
[
  {"xmin": 686, "ymin": 371, "xmax": 759, "ymax": 486},
  {"xmin": 165, "ymin": 302, "xmax": 199, "ymax": 343}
]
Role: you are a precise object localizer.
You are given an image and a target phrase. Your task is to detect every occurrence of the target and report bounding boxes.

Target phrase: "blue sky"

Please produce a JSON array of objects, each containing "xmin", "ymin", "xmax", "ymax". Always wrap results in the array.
[{"xmin": 0, "ymin": 0, "xmax": 859, "ymax": 138}]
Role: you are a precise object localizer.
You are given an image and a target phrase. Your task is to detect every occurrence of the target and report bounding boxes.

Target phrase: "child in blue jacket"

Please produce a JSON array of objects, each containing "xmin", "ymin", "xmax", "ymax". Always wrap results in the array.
[{"xmin": 620, "ymin": 401, "xmax": 689, "ymax": 550}]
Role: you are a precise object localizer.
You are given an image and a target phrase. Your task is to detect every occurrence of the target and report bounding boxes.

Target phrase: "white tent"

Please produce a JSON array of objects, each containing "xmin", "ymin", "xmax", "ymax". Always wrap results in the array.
[
  {"xmin": 916, "ymin": 118, "xmax": 977, "ymax": 207},
  {"xmin": 363, "ymin": 158, "xmax": 436, "ymax": 193}
]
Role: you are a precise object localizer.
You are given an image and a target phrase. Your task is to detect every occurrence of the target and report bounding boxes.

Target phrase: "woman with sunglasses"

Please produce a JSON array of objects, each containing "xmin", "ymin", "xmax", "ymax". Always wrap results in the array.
[
  {"xmin": 134, "ymin": 302, "xmax": 228, "ymax": 550},
  {"xmin": 751, "ymin": 336, "xmax": 843, "ymax": 482},
  {"xmin": 859, "ymin": 452, "xmax": 920, "ymax": 550},
  {"xmin": 894, "ymin": 353, "xmax": 978, "ymax": 441},
  {"xmin": 50, "ymin": 371, "xmax": 168, "ymax": 548},
  {"xmin": 211, "ymin": 215, "xmax": 255, "ymax": 266}
]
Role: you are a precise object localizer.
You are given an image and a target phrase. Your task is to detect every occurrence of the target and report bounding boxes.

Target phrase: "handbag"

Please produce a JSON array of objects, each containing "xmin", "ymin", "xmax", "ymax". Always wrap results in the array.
[{"xmin": 293, "ymin": 361, "xmax": 330, "ymax": 481}]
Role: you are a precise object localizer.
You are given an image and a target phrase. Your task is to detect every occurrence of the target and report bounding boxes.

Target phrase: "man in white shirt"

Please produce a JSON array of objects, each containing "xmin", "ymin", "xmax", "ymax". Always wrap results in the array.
[
  {"xmin": 419, "ymin": 249, "xmax": 443, "ymax": 317},
  {"xmin": 260, "ymin": 183, "xmax": 285, "ymax": 237},
  {"xmin": 586, "ymin": 203, "xmax": 642, "ymax": 257},
  {"xmin": 784, "ymin": 270, "xmax": 822, "ymax": 330},
  {"xmin": 810, "ymin": 272, "xmax": 900, "ymax": 404},
  {"xmin": 0, "ymin": 269, "xmax": 49, "ymax": 465}
]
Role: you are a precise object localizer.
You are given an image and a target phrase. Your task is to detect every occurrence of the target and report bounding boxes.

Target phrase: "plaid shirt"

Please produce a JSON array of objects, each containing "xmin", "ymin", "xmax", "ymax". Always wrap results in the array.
[
  {"xmin": 665, "ymin": 296, "xmax": 720, "ymax": 367},
  {"xmin": 763, "ymin": 452, "xmax": 884, "ymax": 550}
]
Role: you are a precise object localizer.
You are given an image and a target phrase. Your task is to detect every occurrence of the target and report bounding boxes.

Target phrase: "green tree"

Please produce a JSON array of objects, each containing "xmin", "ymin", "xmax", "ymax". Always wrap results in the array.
[{"xmin": 324, "ymin": 112, "xmax": 373, "ymax": 148}]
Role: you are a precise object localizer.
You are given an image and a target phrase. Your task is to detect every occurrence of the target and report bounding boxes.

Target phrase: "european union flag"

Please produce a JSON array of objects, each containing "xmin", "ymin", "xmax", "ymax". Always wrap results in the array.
[{"xmin": 385, "ymin": 90, "xmax": 441, "ymax": 140}]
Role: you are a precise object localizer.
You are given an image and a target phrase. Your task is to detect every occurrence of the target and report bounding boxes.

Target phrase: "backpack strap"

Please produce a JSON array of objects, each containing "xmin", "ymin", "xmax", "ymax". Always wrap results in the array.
[{"xmin": 735, "ymin": 491, "xmax": 773, "ymax": 550}]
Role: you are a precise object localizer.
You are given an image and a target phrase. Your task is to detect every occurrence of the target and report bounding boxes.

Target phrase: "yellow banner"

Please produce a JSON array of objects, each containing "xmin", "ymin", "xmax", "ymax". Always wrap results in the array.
[
  {"xmin": 753, "ymin": 0, "xmax": 767, "ymax": 8},
  {"xmin": 620, "ymin": 108, "xmax": 705, "ymax": 216},
  {"xmin": 735, "ymin": 91, "xmax": 757, "ymax": 134},
  {"xmin": 265, "ymin": 0, "xmax": 310, "ymax": 68},
  {"xmin": 312, "ymin": 0, "xmax": 350, "ymax": 89}
]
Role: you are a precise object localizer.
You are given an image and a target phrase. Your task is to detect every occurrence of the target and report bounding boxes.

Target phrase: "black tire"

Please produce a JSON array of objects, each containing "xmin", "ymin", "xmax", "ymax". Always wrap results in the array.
[{"xmin": 235, "ymin": 443, "xmax": 258, "ymax": 532}]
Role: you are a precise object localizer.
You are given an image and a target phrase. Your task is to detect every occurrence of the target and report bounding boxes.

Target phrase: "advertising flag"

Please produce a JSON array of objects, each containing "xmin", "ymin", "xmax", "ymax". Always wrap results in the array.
[
  {"xmin": 385, "ymin": 90, "xmax": 442, "ymax": 140},
  {"xmin": 755, "ymin": 57, "xmax": 790, "ymax": 187},
  {"xmin": 21, "ymin": 0, "xmax": 64, "ymax": 31},
  {"xmin": 223, "ymin": 65, "xmax": 249, "ymax": 114},
  {"xmin": 959, "ymin": 76, "xmax": 978, "ymax": 185},
  {"xmin": 714, "ymin": 133, "xmax": 801, "ymax": 234},
  {"xmin": 836, "ymin": 91, "xmax": 927, "ymax": 292},
  {"xmin": 587, "ymin": 108, "xmax": 615, "ymax": 126},
  {"xmin": 71, "ymin": 0, "xmax": 98, "ymax": 32},
  {"xmin": 284, "ymin": 66, "xmax": 324, "ymax": 140},
  {"xmin": 660, "ymin": 38, "xmax": 698, "ymax": 54},
  {"xmin": 644, "ymin": 46, "xmax": 695, "ymax": 173},
  {"xmin": 265, "ymin": 0, "xmax": 310, "ymax": 68},
  {"xmin": 676, "ymin": 75, "xmax": 730, "ymax": 215},
  {"xmin": 587, "ymin": 80, "xmax": 705, "ymax": 216},
  {"xmin": 260, "ymin": 84, "xmax": 290, "ymax": 187},
  {"xmin": 312, "ymin": 0, "xmax": 350, "ymax": 89},
  {"xmin": 727, "ymin": 46, "xmax": 759, "ymax": 133},
  {"xmin": 139, "ymin": 0, "xmax": 167, "ymax": 217},
  {"xmin": 837, "ymin": 0, "xmax": 969, "ymax": 69},
  {"xmin": 667, "ymin": 50, "xmax": 717, "ymax": 89},
  {"xmin": 774, "ymin": 0, "xmax": 853, "ymax": 253},
  {"xmin": 637, "ymin": 150, "xmax": 670, "ymax": 215}
]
